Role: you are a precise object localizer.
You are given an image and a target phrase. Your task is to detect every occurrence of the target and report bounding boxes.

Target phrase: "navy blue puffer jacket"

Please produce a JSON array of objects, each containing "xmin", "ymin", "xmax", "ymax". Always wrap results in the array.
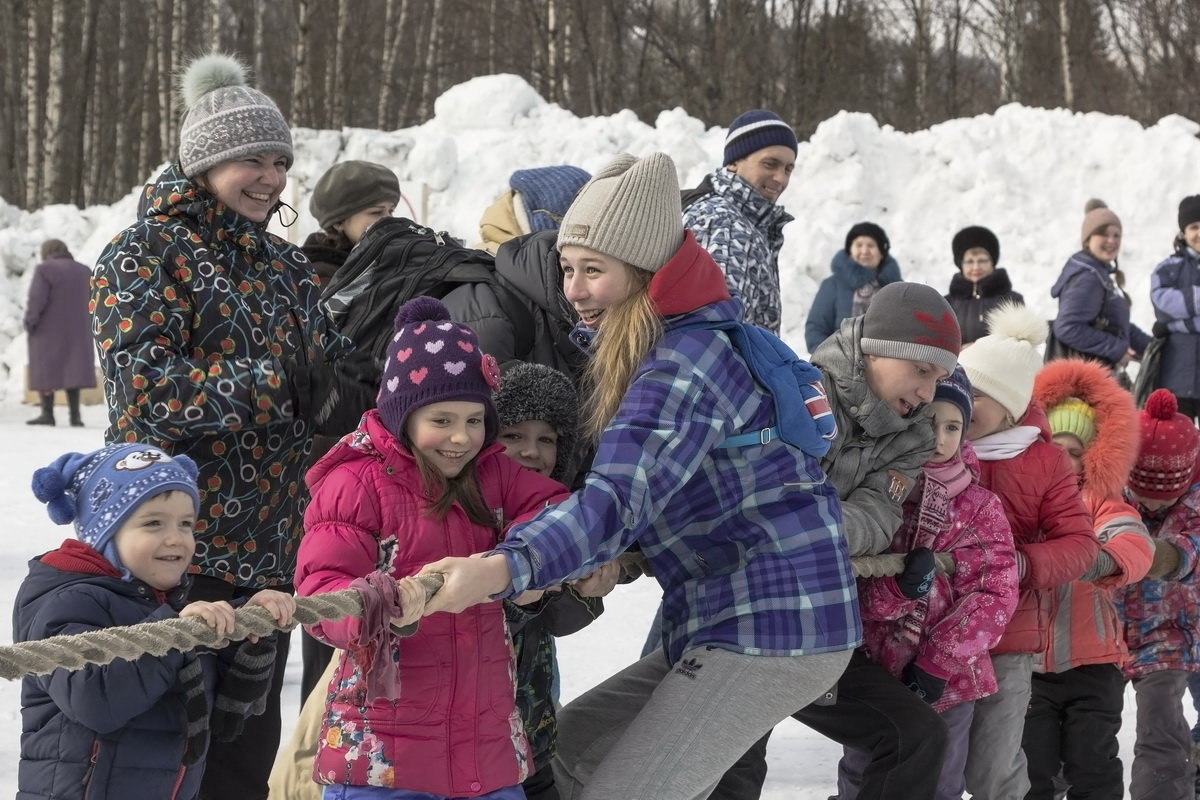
[{"xmin": 15, "ymin": 541, "xmax": 218, "ymax": 800}]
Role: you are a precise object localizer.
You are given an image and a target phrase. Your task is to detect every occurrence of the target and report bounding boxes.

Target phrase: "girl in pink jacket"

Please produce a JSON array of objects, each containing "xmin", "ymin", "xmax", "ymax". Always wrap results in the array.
[
  {"xmin": 294, "ymin": 297, "xmax": 567, "ymax": 800},
  {"xmin": 843, "ymin": 367, "xmax": 1018, "ymax": 800}
]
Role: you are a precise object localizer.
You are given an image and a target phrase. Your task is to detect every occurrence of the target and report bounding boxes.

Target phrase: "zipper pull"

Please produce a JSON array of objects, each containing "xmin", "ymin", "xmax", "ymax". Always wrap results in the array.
[{"xmin": 81, "ymin": 740, "xmax": 99, "ymax": 785}]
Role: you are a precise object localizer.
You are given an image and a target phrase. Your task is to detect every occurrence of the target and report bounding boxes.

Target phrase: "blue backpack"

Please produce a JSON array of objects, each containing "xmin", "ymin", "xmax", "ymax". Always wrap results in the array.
[{"xmin": 671, "ymin": 318, "xmax": 838, "ymax": 458}]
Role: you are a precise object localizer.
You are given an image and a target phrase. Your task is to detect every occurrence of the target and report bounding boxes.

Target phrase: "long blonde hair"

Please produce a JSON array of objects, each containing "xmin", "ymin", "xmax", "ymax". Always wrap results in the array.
[{"xmin": 582, "ymin": 265, "xmax": 662, "ymax": 441}]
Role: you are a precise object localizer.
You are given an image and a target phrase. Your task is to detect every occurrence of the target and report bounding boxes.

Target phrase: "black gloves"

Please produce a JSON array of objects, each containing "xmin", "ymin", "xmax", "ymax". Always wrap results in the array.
[
  {"xmin": 285, "ymin": 355, "xmax": 378, "ymax": 436},
  {"xmin": 177, "ymin": 656, "xmax": 209, "ymax": 766},
  {"xmin": 1152, "ymin": 321, "xmax": 1170, "ymax": 338},
  {"xmin": 902, "ymin": 661, "xmax": 946, "ymax": 705},
  {"xmin": 211, "ymin": 636, "xmax": 277, "ymax": 743},
  {"xmin": 895, "ymin": 547, "xmax": 936, "ymax": 599}
]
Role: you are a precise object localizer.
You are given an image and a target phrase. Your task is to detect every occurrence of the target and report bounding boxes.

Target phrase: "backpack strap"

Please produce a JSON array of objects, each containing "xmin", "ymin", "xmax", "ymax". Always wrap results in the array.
[{"xmin": 714, "ymin": 427, "xmax": 780, "ymax": 448}]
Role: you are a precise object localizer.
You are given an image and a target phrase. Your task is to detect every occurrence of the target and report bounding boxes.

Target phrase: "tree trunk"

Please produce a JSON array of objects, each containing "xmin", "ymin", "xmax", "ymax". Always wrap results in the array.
[
  {"xmin": 292, "ymin": 0, "xmax": 311, "ymax": 127},
  {"xmin": 70, "ymin": 0, "xmax": 100, "ymax": 205},
  {"xmin": 1059, "ymin": 0, "xmax": 1075, "ymax": 107},
  {"xmin": 419, "ymin": 0, "xmax": 444, "ymax": 120},
  {"xmin": 24, "ymin": 2, "xmax": 43, "ymax": 206},
  {"xmin": 1, "ymin": 0, "xmax": 26, "ymax": 206},
  {"xmin": 139, "ymin": 0, "xmax": 162, "ymax": 178},
  {"xmin": 377, "ymin": 0, "xmax": 410, "ymax": 129}
]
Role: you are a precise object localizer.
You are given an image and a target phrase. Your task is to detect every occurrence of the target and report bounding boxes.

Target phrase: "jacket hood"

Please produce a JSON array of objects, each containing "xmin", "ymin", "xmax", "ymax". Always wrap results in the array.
[
  {"xmin": 648, "ymin": 229, "xmax": 732, "ymax": 316},
  {"xmin": 1051, "ymin": 251, "xmax": 1110, "ymax": 298},
  {"xmin": 17, "ymin": 542, "xmax": 190, "ymax": 638},
  {"xmin": 830, "ymin": 250, "xmax": 903, "ymax": 290},
  {"xmin": 306, "ymin": 409, "xmax": 507, "ymax": 499},
  {"xmin": 1033, "ymin": 358, "xmax": 1140, "ymax": 497},
  {"xmin": 494, "ymin": 230, "xmax": 577, "ymax": 326},
  {"xmin": 138, "ymin": 163, "xmax": 277, "ymax": 247},
  {"xmin": 948, "ymin": 268, "xmax": 1015, "ymax": 299},
  {"xmin": 709, "ymin": 168, "xmax": 794, "ymax": 229}
]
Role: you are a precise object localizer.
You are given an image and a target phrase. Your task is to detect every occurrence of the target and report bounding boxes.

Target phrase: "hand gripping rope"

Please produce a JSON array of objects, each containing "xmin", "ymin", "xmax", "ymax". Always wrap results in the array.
[{"xmin": 0, "ymin": 552, "xmax": 954, "ymax": 680}]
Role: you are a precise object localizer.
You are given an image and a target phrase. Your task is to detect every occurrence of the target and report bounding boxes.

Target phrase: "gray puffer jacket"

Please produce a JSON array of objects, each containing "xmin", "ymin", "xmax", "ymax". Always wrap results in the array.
[{"xmin": 811, "ymin": 316, "xmax": 936, "ymax": 556}]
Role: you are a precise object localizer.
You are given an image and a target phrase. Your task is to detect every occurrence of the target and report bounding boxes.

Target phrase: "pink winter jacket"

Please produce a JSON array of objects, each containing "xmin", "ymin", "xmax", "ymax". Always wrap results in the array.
[
  {"xmin": 295, "ymin": 410, "xmax": 567, "ymax": 797},
  {"xmin": 859, "ymin": 444, "xmax": 1019, "ymax": 712}
]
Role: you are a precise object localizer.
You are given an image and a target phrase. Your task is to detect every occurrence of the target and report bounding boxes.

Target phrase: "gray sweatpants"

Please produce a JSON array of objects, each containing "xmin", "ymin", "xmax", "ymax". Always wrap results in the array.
[
  {"xmin": 552, "ymin": 645, "xmax": 852, "ymax": 800},
  {"xmin": 964, "ymin": 652, "xmax": 1034, "ymax": 800},
  {"xmin": 1131, "ymin": 669, "xmax": 1192, "ymax": 800}
]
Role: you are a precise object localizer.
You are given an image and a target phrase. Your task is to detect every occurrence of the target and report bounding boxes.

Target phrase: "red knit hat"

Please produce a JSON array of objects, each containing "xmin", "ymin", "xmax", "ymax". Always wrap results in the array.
[{"xmin": 1129, "ymin": 389, "xmax": 1200, "ymax": 500}]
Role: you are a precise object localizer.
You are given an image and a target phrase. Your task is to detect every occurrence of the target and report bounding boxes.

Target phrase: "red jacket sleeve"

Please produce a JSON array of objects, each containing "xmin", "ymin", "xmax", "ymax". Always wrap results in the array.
[{"xmin": 1022, "ymin": 445, "xmax": 1099, "ymax": 589}]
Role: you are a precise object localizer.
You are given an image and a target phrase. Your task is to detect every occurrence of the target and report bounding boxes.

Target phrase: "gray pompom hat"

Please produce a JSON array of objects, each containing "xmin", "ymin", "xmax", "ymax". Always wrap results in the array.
[
  {"xmin": 178, "ymin": 53, "xmax": 293, "ymax": 179},
  {"xmin": 557, "ymin": 152, "xmax": 684, "ymax": 273}
]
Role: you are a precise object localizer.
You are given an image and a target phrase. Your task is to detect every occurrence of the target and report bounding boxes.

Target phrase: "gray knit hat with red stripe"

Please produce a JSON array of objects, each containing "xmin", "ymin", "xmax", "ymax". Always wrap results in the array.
[
  {"xmin": 376, "ymin": 297, "xmax": 502, "ymax": 443},
  {"xmin": 723, "ymin": 110, "xmax": 798, "ymax": 165},
  {"xmin": 860, "ymin": 282, "xmax": 962, "ymax": 375}
]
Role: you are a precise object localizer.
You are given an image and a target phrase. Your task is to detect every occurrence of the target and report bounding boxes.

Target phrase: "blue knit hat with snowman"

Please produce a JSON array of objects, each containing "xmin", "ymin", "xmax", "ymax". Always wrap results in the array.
[{"xmin": 31, "ymin": 443, "xmax": 200, "ymax": 579}]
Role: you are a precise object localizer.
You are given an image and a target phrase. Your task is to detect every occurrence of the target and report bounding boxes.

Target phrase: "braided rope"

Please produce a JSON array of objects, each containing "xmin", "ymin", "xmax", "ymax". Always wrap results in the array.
[
  {"xmin": 0, "ymin": 550, "xmax": 957, "ymax": 681},
  {"xmin": 616, "ymin": 551, "xmax": 956, "ymax": 580},
  {"xmin": 0, "ymin": 574, "xmax": 444, "ymax": 682}
]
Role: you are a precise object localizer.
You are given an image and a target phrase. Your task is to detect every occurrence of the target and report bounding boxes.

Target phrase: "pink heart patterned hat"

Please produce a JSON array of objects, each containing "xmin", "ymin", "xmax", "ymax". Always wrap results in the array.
[{"xmin": 376, "ymin": 296, "xmax": 501, "ymax": 443}]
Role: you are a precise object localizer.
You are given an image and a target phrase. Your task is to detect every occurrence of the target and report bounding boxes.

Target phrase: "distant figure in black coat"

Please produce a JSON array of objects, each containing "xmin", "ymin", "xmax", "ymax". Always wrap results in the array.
[{"xmin": 945, "ymin": 226, "xmax": 1024, "ymax": 345}]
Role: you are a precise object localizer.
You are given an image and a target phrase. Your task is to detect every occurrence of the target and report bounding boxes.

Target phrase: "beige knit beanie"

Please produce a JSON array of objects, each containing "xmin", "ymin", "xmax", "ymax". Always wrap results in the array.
[
  {"xmin": 557, "ymin": 153, "xmax": 684, "ymax": 273},
  {"xmin": 1081, "ymin": 198, "xmax": 1121, "ymax": 247}
]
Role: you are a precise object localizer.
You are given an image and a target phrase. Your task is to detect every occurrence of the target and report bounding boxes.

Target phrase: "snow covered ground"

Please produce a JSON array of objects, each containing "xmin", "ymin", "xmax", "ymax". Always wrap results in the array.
[{"xmin": 1, "ymin": 72, "xmax": 1198, "ymax": 796}]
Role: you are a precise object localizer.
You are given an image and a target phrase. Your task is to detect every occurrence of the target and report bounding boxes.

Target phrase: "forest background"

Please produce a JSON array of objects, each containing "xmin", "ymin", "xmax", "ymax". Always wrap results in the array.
[{"xmin": 3, "ymin": 0, "xmax": 1199, "ymax": 212}]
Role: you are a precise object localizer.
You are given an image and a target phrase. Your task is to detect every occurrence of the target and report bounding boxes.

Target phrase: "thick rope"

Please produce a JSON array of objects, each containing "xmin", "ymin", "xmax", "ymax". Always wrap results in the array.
[
  {"xmin": 0, "ymin": 573, "xmax": 443, "ymax": 682},
  {"xmin": 616, "ymin": 550, "xmax": 956, "ymax": 581},
  {"xmin": 0, "ymin": 550, "xmax": 957, "ymax": 681}
]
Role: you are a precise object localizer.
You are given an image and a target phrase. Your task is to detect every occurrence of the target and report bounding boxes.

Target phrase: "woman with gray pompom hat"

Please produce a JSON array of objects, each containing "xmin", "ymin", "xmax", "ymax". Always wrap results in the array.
[{"xmin": 92, "ymin": 52, "xmax": 354, "ymax": 800}]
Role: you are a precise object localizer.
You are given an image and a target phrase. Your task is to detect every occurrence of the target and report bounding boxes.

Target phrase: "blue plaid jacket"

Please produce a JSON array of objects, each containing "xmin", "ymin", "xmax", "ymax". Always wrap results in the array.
[{"xmin": 496, "ymin": 298, "xmax": 861, "ymax": 664}]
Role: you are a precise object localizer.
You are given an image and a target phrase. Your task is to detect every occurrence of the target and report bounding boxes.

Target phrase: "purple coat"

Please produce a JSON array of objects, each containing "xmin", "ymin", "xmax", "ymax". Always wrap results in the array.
[{"xmin": 24, "ymin": 253, "xmax": 96, "ymax": 392}]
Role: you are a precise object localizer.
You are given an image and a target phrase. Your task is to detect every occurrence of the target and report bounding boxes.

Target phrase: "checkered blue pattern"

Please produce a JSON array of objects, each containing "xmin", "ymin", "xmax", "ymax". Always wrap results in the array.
[{"xmin": 496, "ymin": 299, "xmax": 861, "ymax": 664}]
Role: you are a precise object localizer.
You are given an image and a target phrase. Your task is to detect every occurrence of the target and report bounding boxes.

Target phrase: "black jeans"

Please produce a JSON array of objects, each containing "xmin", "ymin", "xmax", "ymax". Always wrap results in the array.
[
  {"xmin": 189, "ymin": 574, "xmax": 292, "ymax": 800},
  {"xmin": 708, "ymin": 649, "xmax": 949, "ymax": 800},
  {"xmin": 1023, "ymin": 664, "xmax": 1124, "ymax": 800}
]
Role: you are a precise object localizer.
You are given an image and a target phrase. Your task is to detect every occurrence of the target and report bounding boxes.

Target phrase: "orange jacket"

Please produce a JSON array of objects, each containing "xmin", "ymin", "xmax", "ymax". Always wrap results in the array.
[{"xmin": 1031, "ymin": 359, "xmax": 1153, "ymax": 672}]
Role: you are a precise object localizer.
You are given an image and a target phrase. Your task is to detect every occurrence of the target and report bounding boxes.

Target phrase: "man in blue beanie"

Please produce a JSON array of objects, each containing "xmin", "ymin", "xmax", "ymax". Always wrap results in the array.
[{"xmin": 682, "ymin": 109, "xmax": 797, "ymax": 334}]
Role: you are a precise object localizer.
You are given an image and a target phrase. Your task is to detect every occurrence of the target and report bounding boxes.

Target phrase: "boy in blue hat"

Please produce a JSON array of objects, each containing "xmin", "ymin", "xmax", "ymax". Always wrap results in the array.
[{"xmin": 16, "ymin": 442, "xmax": 295, "ymax": 800}]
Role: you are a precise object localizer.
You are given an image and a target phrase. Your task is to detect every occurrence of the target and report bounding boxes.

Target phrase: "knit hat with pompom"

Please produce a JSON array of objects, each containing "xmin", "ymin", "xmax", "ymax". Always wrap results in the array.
[
  {"xmin": 376, "ymin": 296, "xmax": 501, "ymax": 443},
  {"xmin": 178, "ymin": 53, "xmax": 293, "ymax": 178},
  {"xmin": 1081, "ymin": 198, "xmax": 1121, "ymax": 247},
  {"xmin": 31, "ymin": 443, "xmax": 199, "ymax": 579},
  {"xmin": 1129, "ymin": 389, "xmax": 1200, "ymax": 500},
  {"xmin": 957, "ymin": 302, "xmax": 1048, "ymax": 421}
]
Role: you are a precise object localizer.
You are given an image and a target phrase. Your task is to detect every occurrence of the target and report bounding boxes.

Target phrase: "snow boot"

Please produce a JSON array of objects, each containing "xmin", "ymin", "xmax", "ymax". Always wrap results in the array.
[
  {"xmin": 27, "ymin": 393, "xmax": 55, "ymax": 426},
  {"xmin": 67, "ymin": 388, "xmax": 83, "ymax": 427}
]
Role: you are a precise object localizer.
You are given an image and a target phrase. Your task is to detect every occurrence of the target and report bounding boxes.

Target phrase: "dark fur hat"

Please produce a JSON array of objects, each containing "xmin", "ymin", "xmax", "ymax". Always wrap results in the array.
[{"xmin": 494, "ymin": 363, "xmax": 579, "ymax": 484}]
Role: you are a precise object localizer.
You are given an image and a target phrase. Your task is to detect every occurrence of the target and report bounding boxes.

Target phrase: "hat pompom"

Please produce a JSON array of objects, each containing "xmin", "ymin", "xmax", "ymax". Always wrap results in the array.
[
  {"xmin": 180, "ymin": 53, "xmax": 247, "ymax": 106},
  {"xmin": 394, "ymin": 296, "xmax": 451, "ymax": 328},
  {"xmin": 172, "ymin": 454, "xmax": 199, "ymax": 482},
  {"xmin": 1145, "ymin": 388, "xmax": 1178, "ymax": 420},
  {"xmin": 31, "ymin": 466, "xmax": 76, "ymax": 525},
  {"xmin": 1084, "ymin": 198, "xmax": 1109, "ymax": 214},
  {"xmin": 984, "ymin": 302, "xmax": 1048, "ymax": 346}
]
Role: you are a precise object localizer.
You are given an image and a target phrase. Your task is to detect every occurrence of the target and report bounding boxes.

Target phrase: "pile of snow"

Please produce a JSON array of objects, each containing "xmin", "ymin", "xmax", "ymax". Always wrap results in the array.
[{"xmin": 2, "ymin": 73, "xmax": 1199, "ymax": 404}]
